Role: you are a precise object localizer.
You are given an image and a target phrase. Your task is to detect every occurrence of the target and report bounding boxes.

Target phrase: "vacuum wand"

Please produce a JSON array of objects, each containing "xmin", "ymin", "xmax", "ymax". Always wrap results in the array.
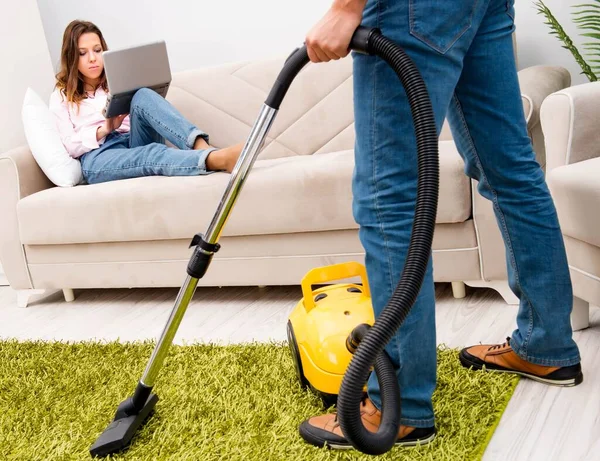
[{"xmin": 89, "ymin": 103, "xmax": 280, "ymax": 458}]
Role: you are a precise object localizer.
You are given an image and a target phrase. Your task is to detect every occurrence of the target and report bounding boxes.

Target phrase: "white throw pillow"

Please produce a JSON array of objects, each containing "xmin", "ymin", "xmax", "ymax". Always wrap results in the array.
[{"xmin": 21, "ymin": 88, "xmax": 83, "ymax": 187}]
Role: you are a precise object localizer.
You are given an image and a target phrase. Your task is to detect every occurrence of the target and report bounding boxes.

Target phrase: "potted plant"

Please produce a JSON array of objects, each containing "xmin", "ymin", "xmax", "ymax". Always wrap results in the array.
[{"xmin": 536, "ymin": 0, "xmax": 599, "ymax": 82}]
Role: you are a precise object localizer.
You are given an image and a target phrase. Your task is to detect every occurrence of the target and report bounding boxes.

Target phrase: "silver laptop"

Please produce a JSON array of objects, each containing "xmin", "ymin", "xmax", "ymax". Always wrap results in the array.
[{"xmin": 102, "ymin": 40, "xmax": 172, "ymax": 118}]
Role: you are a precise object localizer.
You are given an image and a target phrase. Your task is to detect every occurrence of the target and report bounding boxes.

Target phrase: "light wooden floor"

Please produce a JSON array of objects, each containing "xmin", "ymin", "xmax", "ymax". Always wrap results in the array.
[{"xmin": 0, "ymin": 283, "xmax": 598, "ymax": 461}]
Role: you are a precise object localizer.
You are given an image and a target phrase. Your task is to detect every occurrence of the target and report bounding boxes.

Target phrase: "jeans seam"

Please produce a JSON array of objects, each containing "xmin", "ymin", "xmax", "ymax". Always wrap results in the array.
[
  {"xmin": 372, "ymin": 1, "xmax": 395, "ymax": 292},
  {"xmin": 452, "ymin": 94, "xmax": 536, "ymax": 355}
]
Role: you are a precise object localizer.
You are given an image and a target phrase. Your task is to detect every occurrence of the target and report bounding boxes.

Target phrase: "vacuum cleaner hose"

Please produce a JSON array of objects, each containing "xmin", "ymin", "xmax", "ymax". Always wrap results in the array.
[
  {"xmin": 267, "ymin": 27, "xmax": 438, "ymax": 455},
  {"xmin": 268, "ymin": 27, "xmax": 438, "ymax": 455},
  {"xmin": 335, "ymin": 29, "xmax": 439, "ymax": 455}
]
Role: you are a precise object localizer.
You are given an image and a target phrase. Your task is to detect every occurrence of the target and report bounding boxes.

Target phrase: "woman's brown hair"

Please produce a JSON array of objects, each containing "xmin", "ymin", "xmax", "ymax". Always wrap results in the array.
[{"xmin": 55, "ymin": 20, "xmax": 109, "ymax": 106}]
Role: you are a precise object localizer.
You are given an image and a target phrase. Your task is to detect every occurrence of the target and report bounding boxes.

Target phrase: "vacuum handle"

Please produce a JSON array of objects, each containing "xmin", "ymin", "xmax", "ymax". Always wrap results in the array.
[
  {"xmin": 301, "ymin": 261, "xmax": 371, "ymax": 312},
  {"xmin": 265, "ymin": 26, "xmax": 380, "ymax": 109}
]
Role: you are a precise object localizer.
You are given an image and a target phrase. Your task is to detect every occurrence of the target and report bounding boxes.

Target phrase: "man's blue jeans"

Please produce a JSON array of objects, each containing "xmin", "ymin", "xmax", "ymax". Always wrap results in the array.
[
  {"xmin": 353, "ymin": 0, "xmax": 581, "ymax": 428},
  {"xmin": 80, "ymin": 88, "xmax": 216, "ymax": 184}
]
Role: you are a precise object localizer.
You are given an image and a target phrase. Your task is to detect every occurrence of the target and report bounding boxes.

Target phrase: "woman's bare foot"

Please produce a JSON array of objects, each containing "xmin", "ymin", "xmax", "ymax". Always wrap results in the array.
[{"xmin": 205, "ymin": 142, "xmax": 244, "ymax": 173}]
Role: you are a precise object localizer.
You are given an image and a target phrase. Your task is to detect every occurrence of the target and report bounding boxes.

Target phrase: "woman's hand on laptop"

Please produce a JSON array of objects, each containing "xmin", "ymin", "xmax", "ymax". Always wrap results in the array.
[{"xmin": 97, "ymin": 113, "xmax": 128, "ymax": 140}]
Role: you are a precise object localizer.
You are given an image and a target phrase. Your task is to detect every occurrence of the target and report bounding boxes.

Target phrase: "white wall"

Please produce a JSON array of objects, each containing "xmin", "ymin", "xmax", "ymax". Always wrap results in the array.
[
  {"xmin": 37, "ymin": 0, "xmax": 330, "ymax": 73},
  {"xmin": 37, "ymin": 0, "xmax": 590, "ymax": 84},
  {"xmin": 0, "ymin": 0, "xmax": 55, "ymax": 286},
  {"xmin": 0, "ymin": 0, "xmax": 55, "ymax": 153}
]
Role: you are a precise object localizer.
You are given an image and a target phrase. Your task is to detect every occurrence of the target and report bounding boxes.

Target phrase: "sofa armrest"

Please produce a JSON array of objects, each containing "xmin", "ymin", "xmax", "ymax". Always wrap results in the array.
[
  {"xmin": 519, "ymin": 66, "xmax": 571, "ymax": 126},
  {"xmin": 0, "ymin": 145, "xmax": 53, "ymax": 199},
  {"xmin": 517, "ymin": 65, "xmax": 571, "ymax": 170},
  {"xmin": 0, "ymin": 145, "xmax": 54, "ymax": 289},
  {"xmin": 541, "ymin": 82, "xmax": 600, "ymax": 172}
]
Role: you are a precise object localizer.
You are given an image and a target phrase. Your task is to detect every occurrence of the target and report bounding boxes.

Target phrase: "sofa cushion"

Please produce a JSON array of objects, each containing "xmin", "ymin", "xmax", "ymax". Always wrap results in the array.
[
  {"xmin": 22, "ymin": 88, "xmax": 83, "ymax": 187},
  {"xmin": 18, "ymin": 142, "xmax": 471, "ymax": 245},
  {"xmin": 548, "ymin": 157, "xmax": 600, "ymax": 248}
]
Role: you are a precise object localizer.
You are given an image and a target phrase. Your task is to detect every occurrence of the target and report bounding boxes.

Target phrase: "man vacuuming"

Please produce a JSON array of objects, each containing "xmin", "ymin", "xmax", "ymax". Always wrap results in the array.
[{"xmin": 299, "ymin": 0, "xmax": 583, "ymax": 449}]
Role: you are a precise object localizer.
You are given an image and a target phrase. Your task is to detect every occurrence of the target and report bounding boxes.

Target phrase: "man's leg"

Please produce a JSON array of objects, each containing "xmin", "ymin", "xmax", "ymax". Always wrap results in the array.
[
  {"xmin": 448, "ymin": 1, "xmax": 581, "ymax": 380},
  {"xmin": 353, "ymin": 0, "xmax": 495, "ymax": 428},
  {"xmin": 300, "ymin": 0, "xmax": 493, "ymax": 448}
]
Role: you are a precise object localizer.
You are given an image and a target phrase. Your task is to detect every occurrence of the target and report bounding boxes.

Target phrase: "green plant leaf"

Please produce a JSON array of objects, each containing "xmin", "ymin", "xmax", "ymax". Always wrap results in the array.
[
  {"xmin": 572, "ymin": 19, "xmax": 600, "ymax": 26},
  {"xmin": 572, "ymin": 9, "xmax": 600, "ymax": 15},
  {"xmin": 575, "ymin": 27, "xmax": 600, "ymax": 34},
  {"xmin": 535, "ymin": 0, "xmax": 598, "ymax": 81}
]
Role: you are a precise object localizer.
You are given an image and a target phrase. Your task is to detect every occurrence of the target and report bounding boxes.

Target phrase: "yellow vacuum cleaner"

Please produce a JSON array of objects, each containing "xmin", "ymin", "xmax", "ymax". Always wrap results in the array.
[{"xmin": 287, "ymin": 262, "xmax": 374, "ymax": 408}]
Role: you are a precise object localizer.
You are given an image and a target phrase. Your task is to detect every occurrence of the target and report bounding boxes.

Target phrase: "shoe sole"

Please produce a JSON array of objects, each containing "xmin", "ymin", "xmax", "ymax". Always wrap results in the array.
[
  {"xmin": 327, "ymin": 432, "xmax": 436, "ymax": 450},
  {"xmin": 459, "ymin": 351, "xmax": 583, "ymax": 387}
]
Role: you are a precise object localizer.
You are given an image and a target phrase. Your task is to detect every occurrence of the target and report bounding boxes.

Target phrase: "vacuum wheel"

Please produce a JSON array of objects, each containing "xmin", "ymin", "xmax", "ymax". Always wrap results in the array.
[{"xmin": 286, "ymin": 320, "xmax": 309, "ymax": 389}]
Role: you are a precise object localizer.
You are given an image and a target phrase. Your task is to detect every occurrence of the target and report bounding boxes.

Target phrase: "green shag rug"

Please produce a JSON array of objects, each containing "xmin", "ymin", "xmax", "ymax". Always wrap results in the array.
[{"xmin": 0, "ymin": 341, "xmax": 518, "ymax": 461}]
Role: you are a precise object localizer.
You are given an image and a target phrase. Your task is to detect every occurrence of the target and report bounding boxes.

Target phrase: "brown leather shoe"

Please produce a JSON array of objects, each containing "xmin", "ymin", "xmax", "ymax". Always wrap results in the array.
[
  {"xmin": 460, "ymin": 337, "xmax": 583, "ymax": 387},
  {"xmin": 299, "ymin": 397, "xmax": 436, "ymax": 450}
]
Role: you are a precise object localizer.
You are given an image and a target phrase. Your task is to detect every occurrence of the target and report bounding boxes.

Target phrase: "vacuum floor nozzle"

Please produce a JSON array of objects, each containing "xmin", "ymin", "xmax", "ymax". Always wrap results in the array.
[{"xmin": 89, "ymin": 393, "xmax": 159, "ymax": 458}]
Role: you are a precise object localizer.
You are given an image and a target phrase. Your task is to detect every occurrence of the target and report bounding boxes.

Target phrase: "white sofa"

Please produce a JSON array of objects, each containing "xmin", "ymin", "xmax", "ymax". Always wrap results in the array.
[
  {"xmin": 0, "ymin": 55, "xmax": 570, "ymax": 307},
  {"xmin": 542, "ymin": 82, "xmax": 600, "ymax": 330}
]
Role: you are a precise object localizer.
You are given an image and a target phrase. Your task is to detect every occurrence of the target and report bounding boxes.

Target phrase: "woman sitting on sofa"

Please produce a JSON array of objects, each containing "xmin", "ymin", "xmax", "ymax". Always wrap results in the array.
[{"xmin": 49, "ymin": 20, "xmax": 243, "ymax": 185}]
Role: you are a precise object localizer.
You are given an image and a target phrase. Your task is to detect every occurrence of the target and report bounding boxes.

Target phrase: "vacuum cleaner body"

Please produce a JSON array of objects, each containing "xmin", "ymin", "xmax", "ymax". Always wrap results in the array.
[{"xmin": 287, "ymin": 262, "xmax": 374, "ymax": 407}]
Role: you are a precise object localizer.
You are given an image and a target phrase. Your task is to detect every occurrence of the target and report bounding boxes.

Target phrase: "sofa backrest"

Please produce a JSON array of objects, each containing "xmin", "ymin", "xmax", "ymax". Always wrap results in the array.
[{"xmin": 167, "ymin": 57, "xmax": 356, "ymax": 160}]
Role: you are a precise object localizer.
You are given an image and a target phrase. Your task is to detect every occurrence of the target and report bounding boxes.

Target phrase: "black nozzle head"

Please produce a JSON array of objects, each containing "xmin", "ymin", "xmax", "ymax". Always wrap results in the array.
[
  {"xmin": 89, "ymin": 393, "xmax": 158, "ymax": 458},
  {"xmin": 346, "ymin": 323, "xmax": 372, "ymax": 354}
]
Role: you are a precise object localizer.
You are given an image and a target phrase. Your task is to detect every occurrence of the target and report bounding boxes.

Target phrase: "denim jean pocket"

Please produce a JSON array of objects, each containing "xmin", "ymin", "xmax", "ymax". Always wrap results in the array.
[{"xmin": 409, "ymin": 0, "xmax": 479, "ymax": 54}]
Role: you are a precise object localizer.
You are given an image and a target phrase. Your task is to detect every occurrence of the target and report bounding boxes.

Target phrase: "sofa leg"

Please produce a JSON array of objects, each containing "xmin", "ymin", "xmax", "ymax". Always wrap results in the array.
[
  {"xmin": 16, "ymin": 289, "xmax": 47, "ymax": 308},
  {"xmin": 451, "ymin": 282, "xmax": 466, "ymax": 299},
  {"xmin": 464, "ymin": 280, "xmax": 519, "ymax": 305},
  {"xmin": 571, "ymin": 297, "xmax": 590, "ymax": 332},
  {"xmin": 63, "ymin": 288, "xmax": 75, "ymax": 303}
]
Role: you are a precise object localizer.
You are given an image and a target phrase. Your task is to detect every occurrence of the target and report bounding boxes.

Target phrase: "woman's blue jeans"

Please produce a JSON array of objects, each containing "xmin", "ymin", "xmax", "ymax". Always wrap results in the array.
[
  {"xmin": 80, "ymin": 88, "xmax": 216, "ymax": 184},
  {"xmin": 354, "ymin": 0, "xmax": 581, "ymax": 427}
]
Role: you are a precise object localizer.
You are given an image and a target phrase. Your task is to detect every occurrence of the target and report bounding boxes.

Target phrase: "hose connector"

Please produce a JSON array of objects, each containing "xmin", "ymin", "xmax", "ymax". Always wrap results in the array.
[
  {"xmin": 349, "ymin": 27, "xmax": 381, "ymax": 55},
  {"xmin": 346, "ymin": 324, "xmax": 371, "ymax": 354}
]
